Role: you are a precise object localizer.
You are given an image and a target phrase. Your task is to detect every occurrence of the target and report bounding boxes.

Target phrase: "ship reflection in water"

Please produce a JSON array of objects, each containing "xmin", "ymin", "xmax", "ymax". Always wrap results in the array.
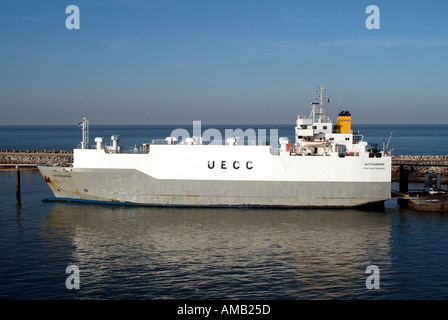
[{"xmin": 42, "ymin": 203, "xmax": 392, "ymax": 299}]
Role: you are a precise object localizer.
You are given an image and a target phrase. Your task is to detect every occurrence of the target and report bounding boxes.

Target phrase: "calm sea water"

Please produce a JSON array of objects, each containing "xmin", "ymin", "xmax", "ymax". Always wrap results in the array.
[{"xmin": 1, "ymin": 124, "xmax": 448, "ymax": 300}]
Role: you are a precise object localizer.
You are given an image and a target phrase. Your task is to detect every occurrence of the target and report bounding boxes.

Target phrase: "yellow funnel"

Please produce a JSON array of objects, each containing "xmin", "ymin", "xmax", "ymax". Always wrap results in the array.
[{"xmin": 335, "ymin": 111, "xmax": 351, "ymax": 134}]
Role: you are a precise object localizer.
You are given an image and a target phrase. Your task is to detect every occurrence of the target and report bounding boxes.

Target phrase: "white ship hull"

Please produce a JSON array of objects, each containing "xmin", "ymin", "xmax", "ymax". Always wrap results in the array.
[{"xmin": 38, "ymin": 144, "xmax": 391, "ymax": 208}]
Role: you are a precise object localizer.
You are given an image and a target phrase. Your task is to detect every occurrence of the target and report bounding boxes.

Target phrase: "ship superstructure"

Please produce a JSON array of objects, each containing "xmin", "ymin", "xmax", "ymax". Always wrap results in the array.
[
  {"xmin": 39, "ymin": 86, "xmax": 391, "ymax": 208},
  {"xmin": 294, "ymin": 86, "xmax": 367, "ymax": 157}
]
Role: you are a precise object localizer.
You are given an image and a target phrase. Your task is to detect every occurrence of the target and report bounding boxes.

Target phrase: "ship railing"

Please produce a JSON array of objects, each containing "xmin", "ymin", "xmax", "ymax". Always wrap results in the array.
[
  {"xmin": 105, "ymin": 146, "xmax": 150, "ymax": 154},
  {"xmin": 150, "ymin": 139, "xmax": 272, "ymax": 146},
  {"xmin": 77, "ymin": 144, "xmax": 151, "ymax": 154},
  {"xmin": 76, "ymin": 140, "xmax": 278, "ymax": 153}
]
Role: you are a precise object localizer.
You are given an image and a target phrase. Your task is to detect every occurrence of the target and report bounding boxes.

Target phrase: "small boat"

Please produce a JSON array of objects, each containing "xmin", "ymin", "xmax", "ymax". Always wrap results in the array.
[{"xmin": 408, "ymin": 194, "xmax": 448, "ymax": 212}]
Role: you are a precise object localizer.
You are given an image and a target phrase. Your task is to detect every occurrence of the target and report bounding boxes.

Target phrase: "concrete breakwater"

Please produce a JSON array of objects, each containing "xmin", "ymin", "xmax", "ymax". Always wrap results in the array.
[
  {"xmin": 392, "ymin": 155, "xmax": 448, "ymax": 183},
  {"xmin": 0, "ymin": 150, "xmax": 73, "ymax": 166},
  {"xmin": 1, "ymin": 150, "xmax": 447, "ymax": 183}
]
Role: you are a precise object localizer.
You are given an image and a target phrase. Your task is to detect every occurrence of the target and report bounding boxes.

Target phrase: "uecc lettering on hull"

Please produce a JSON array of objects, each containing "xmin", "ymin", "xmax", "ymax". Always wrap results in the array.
[{"xmin": 38, "ymin": 86, "xmax": 392, "ymax": 208}]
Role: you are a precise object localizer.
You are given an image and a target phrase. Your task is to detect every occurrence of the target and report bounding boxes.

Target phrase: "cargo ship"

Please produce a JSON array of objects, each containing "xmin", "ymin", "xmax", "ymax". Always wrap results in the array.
[{"xmin": 39, "ymin": 86, "xmax": 391, "ymax": 207}]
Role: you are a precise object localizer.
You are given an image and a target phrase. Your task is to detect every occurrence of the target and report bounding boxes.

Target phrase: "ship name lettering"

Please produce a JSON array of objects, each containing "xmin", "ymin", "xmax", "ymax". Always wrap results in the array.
[
  {"xmin": 53, "ymin": 174, "xmax": 72, "ymax": 178},
  {"xmin": 207, "ymin": 160, "xmax": 253, "ymax": 170}
]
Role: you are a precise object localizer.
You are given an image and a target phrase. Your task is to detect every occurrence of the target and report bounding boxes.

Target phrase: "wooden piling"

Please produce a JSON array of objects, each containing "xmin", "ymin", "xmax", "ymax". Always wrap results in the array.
[
  {"xmin": 399, "ymin": 164, "xmax": 409, "ymax": 193},
  {"xmin": 16, "ymin": 165, "xmax": 21, "ymax": 203}
]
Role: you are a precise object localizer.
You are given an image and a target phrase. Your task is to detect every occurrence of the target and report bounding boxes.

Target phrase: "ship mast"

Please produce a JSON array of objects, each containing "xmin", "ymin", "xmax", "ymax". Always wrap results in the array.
[
  {"xmin": 79, "ymin": 116, "xmax": 89, "ymax": 149},
  {"xmin": 312, "ymin": 85, "xmax": 331, "ymax": 124}
]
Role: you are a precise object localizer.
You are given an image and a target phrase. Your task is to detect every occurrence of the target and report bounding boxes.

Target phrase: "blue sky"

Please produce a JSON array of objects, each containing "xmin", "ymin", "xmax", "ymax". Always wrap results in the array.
[{"xmin": 0, "ymin": 0, "xmax": 447, "ymax": 125}]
